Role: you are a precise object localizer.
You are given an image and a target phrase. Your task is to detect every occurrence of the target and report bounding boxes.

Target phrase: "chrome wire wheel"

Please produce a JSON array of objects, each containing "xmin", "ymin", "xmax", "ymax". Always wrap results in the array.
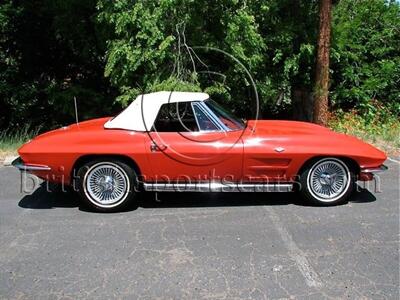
[
  {"xmin": 307, "ymin": 158, "xmax": 351, "ymax": 202},
  {"xmin": 84, "ymin": 162, "xmax": 130, "ymax": 208}
]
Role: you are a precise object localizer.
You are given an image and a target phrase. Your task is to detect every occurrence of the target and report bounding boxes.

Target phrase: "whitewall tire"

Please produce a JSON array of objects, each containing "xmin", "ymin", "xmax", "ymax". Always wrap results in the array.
[
  {"xmin": 76, "ymin": 159, "xmax": 138, "ymax": 212},
  {"xmin": 299, "ymin": 157, "xmax": 355, "ymax": 206}
]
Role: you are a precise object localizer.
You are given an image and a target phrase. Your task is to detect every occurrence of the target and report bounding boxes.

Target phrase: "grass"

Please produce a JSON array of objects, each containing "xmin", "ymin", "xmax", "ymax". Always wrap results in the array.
[
  {"xmin": 328, "ymin": 109, "xmax": 400, "ymax": 157},
  {"xmin": 0, "ymin": 125, "xmax": 41, "ymax": 161}
]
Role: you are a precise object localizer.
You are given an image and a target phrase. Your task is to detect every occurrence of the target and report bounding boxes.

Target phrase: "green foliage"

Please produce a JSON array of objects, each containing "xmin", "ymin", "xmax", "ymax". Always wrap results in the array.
[
  {"xmin": 97, "ymin": 0, "xmax": 268, "ymax": 118},
  {"xmin": 0, "ymin": 125, "xmax": 41, "ymax": 151},
  {"xmin": 331, "ymin": 0, "xmax": 400, "ymax": 117},
  {"xmin": 0, "ymin": 0, "xmax": 116, "ymax": 130},
  {"xmin": 96, "ymin": 0, "xmax": 322, "ymax": 119},
  {"xmin": 329, "ymin": 104, "xmax": 400, "ymax": 153},
  {"xmin": 115, "ymin": 77, "xmax": 202, "ymax": 107},
  {"xmin": 0, "ymin": 0, "xmax": 399, "ymax": 134},
  {"xmin": 148, "ymin": 77, "xmax": 202, "ymax": 93}
]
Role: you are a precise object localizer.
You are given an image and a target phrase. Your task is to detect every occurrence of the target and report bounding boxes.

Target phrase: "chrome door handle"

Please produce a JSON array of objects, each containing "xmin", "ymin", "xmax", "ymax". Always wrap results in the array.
[{"xmin": 150, "ymin": 142, "xmax": 167, "ymax": 152}]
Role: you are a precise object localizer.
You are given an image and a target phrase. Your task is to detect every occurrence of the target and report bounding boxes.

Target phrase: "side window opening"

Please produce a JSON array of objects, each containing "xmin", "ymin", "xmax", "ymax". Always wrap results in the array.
[{"xmin": 152, "ymin": 102, "xmax": 199, "ymax": 132}]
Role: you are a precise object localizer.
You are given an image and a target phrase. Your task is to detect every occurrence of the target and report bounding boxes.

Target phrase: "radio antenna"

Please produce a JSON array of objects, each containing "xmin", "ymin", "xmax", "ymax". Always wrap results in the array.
[{"xmin": 74, "ymin": 96, "xmax": 79, "ymax": 125}]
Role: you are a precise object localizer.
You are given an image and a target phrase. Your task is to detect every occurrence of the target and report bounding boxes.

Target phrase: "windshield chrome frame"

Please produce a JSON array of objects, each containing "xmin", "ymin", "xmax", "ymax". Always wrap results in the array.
[
  {"xmin": 199, "ymin": 100, "xmax": 244, "ymax": 132},
  {"xmin": 195, "ymin": 101, "xmax": 232, "ymax": 132},
  {"xmin": 191, "ymin": 102, "xmax": 224, "ymax": 132}
]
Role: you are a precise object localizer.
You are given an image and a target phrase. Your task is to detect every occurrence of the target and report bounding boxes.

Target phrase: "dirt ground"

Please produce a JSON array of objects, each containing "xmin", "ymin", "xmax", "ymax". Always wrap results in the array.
[{"xmin": 0, "ymin": 151, "xmax": 17, "ymax": 165}]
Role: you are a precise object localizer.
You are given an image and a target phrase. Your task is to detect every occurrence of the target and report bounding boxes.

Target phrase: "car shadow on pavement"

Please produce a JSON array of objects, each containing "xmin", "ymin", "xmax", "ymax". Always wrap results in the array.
[
  {"xmin": 139, "ymin": 192, "xmax": 295, "ymax": 208},
  {"xmin": 349, "ymin": 187, "xmax": 377, "ymax": 203},
  {"xmin": 18, "ymin": 183, "xmax": 376, "ymax": 211},
  {"xmin": 139, "ymin": 186, "xmax": 377, "ymax": 209},
  {"xmin": 18, "ymin": 183, "xmax": 79, "ymax": 209}
]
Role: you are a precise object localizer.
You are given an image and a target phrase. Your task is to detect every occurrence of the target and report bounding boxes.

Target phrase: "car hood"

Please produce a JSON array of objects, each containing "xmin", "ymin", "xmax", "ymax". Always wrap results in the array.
[
  {"xmin": 248, "ymin": 120, "xmax": 331, "ymax": 136},
  {"xmin": 246, "ymin": 120, "xmax": 387, "ymax": 166}
]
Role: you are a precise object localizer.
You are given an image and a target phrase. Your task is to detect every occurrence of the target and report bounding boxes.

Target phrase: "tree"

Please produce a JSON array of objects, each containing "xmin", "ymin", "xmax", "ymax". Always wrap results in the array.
[
  {"xmin": 313, "ymin": 0, "xmax": 332, "ymax": 125},
  {"xmin": 1, "ymin": 0, "xmax": 398, "ymax": 131},
  {"xmin": 97, "ymin": 0, "xmax": 266, "ymax": 119},
  {"xmin": 0, "ymin": 0, "xmax": 115, "ymax": 130},
  {"xmin": 331, "ymin": 0, "xmax": 400, "ymax": 119}
]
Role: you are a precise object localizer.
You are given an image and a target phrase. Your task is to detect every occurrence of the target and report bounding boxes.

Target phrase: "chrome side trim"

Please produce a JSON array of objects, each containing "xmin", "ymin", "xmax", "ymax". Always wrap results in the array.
[
  {"xmin": 12, "ymin": 157, "xmax": 51, "ymax": 171},
  {"xmin": 361, "ymin": 164, "xmax": 388, "ymax": 174},
  {"xmin": 143, "ymin": 182, "xmax": 293, "ymax": 192}
]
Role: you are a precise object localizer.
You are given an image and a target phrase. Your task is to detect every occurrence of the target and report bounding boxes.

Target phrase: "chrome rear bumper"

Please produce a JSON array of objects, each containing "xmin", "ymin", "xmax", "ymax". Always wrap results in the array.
[{"xmin": 12, "ymin": 157, "xmax": 51, "ymax": 171}]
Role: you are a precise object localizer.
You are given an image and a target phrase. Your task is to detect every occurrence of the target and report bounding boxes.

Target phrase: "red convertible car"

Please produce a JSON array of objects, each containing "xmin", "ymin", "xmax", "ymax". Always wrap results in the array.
[{"xmin": 13, "ymin": 91, "xmax": 387, "ymax": 212}]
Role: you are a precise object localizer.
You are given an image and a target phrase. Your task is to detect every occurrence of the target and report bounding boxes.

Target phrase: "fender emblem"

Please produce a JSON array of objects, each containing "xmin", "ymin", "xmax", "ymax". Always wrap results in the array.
[{"xmin": 274, "ymin": 147, "xmax": 285, "ymax": 153}]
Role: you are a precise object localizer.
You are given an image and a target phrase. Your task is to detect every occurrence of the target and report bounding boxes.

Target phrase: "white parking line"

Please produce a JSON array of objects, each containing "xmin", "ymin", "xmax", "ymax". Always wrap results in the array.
[
  {"xmin": 388, "ymin": 157, "xmax": 400, "ymax": 164},
  {"xmin": 265, "ymin": 207, "xmax": 323, "ymax": 288}
]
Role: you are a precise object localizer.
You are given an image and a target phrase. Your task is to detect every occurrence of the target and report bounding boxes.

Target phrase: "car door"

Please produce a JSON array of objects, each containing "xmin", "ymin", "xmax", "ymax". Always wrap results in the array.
[
  {"xmin": 241, "ymin": 121, "xmax": 292, "ymax": 183},
  {"xmin": 144, "ymin": 101, "xmax": 243, "ymax": 184}
]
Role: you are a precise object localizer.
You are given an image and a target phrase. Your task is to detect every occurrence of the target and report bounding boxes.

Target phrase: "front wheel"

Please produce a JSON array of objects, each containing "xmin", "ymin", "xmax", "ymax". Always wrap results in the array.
[
  {"xmin": 76, "ymin": 159, "xmax": 138, "ymax": 212},
  {"xmin": 299, "ymin": 157, "xmax": 355, "ymax": 206}
]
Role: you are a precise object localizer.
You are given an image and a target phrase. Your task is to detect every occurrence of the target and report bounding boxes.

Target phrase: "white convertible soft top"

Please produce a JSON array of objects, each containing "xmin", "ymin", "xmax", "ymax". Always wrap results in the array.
[{"xmin": 104, "ymin": 91, "xmax": 209, "ymax": 131}]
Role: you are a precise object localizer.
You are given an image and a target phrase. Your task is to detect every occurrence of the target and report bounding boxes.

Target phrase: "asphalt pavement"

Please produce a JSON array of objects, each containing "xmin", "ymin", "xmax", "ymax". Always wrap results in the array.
[{"xmin": 0, "ymin": 159, "xmax": 399, "ymax": 299}]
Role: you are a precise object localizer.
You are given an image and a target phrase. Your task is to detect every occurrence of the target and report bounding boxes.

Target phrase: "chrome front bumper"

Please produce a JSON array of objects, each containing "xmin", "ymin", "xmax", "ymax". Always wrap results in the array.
[
  {"xmin": 361, "ymin": 164, "xmax": 388, "ymax": 174},
  {"xmin": 12, "ymin": 157, "xmax": 51, "ymax": 171}
]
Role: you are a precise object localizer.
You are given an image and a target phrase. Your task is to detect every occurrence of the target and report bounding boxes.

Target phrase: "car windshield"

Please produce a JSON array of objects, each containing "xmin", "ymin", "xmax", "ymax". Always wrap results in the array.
[{"xmin": 204, "ymin": 100, "xmax": 245, "ymax": 131}]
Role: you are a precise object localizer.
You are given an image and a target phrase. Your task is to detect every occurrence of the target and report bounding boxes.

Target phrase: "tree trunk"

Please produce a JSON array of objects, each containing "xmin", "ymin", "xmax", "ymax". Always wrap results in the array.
[
  {"xmin": 313, "ymin": 0, "xmax": 332, "ymax": 126},
  {"xmin": 292, "ymin": 87, "xmax": 313, "ymax": 122}
]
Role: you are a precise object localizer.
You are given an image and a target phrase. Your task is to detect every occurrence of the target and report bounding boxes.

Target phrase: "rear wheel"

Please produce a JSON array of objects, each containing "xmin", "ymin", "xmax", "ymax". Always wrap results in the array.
[
  {"xmin": 299, "ymin": 157, "xmax": 355, "ymax": 206},
  {"xmin": 76, "ymin": 159, "xmax": 138, "ymax": 212}
]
